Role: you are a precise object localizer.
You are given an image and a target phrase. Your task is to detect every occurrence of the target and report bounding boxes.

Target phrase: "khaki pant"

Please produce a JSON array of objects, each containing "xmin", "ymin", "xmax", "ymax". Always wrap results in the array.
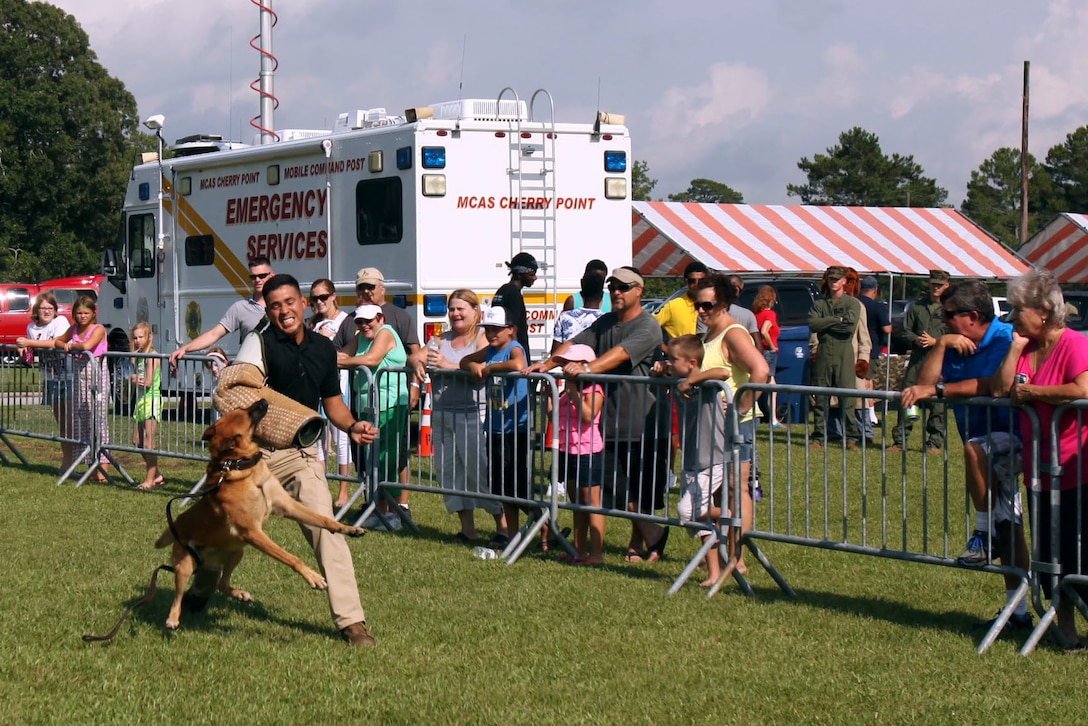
[{"xmin": 264, "ymin": 445, "xmax": 366, "ymax": 630}]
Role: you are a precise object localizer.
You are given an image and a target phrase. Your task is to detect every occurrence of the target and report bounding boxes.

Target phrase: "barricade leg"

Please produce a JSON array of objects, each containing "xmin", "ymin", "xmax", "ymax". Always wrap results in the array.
[{"xmin": 977, "ymin": 576, "xmax": 1029, "ymax": 654}]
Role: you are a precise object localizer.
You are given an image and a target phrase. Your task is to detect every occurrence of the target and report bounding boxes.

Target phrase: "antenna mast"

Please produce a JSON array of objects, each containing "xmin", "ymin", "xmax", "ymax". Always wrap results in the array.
[{"xmin": 250, "ymin": 0, "xmax": 280, "ymax": 144}]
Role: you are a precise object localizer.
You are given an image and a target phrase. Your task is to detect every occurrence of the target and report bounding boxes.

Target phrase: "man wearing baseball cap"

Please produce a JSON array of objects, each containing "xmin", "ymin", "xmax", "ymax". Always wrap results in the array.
[
  {"xmin": 493, "ymin": 251, "xmax": 538, "ymax": 354},
  {"xmin": 890, "ymin": 270, "xmax": 949, "ymax": 454},
  {"xmin": 530, "ymin": 265, "xmax": 671, "ymax": 563}
]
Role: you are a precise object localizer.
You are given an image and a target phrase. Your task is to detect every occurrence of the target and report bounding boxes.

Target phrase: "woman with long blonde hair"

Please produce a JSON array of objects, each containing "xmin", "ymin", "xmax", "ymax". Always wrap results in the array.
[{"xmin": 426, "ymin": 290, "xmax": 507, "ymax": 543}]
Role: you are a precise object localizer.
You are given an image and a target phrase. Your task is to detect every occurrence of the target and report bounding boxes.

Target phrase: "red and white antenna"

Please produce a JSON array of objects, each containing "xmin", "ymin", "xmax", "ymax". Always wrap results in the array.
[{"xmin": 249, "ymin": 0, "xmax": 279, "ymax": 143}]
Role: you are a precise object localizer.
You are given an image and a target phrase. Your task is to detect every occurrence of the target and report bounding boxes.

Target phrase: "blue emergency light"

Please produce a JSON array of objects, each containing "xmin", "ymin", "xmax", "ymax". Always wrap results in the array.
[
  {"xmin": 604, "ymin": 151, "xmax": 627, "ymax": 173},
  {"xmin": 421, "ymin": 147, "xmax": 446, "ymax": 169},
  {"xmin": 138, "ymin": 182, "xmax": 151, "ymax": 201},
  {"xmin": 423, "ymin": 295, "xmax": 447, "ymax": 317},
  {"xmin": 396, "ymin": 147, "xmax": 412, "ymax": 170}
]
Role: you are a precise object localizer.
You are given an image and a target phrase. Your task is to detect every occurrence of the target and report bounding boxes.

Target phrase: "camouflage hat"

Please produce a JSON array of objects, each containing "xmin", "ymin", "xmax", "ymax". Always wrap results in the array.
[{"xmin": 929, "ymin": 269, "xmax": 950, "ymax": 284}]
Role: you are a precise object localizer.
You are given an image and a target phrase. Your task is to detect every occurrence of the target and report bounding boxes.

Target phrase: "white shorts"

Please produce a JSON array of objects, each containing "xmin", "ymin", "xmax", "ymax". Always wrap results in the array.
[
  {"xmin": 967, "ymin": 431, "xmax": 1023, "ymax": 526},
  {"xmin": 677, "ymin": 464, "xmax": 725, "ymax": 537}
]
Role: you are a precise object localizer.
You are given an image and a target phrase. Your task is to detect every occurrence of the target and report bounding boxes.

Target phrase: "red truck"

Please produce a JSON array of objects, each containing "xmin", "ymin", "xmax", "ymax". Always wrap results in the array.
[{"xmin": 0, "ymin": 283, "xmax": 41, "ymax": 361}]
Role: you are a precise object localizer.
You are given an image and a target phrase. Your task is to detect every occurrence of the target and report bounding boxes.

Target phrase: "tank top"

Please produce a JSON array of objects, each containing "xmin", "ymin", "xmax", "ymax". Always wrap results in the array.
[
  {"xmin": 703, "ymin": 323, "xmax": 753, "ymax": 423},
  {"xmin": 432, "ymin": 333, "xmax": 484, "ymax": 412}
]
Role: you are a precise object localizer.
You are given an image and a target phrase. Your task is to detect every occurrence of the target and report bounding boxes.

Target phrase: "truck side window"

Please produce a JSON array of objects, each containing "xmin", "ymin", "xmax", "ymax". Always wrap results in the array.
[
  {"xmin": 355, "ymin": 178, "xmax": 402, "ymax": 245},
  {"xmin": 184, "ymin": 235, "xmax": 215, "ymax": 266},
  {"xmin": 128, "ymin": 213, "xmax": 156, "ymax": 278}
]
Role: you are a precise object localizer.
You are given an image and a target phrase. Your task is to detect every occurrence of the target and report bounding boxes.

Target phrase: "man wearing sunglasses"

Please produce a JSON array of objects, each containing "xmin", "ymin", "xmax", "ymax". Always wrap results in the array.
[
  {"xmin": 169, "ymin": 256, "xmax": 274, "ymax": 369},
  {"xmin": 531, "ymin": 266, "xmax": 671, "ymax": 563},
  {"xmin": 890, "ymin": 269, "xmax": 950, "ymax": 453},
  {"xmin": 900, "ymin": 280, "xmax": 1029, "ymax": 630},
  {"xmin": 654, "ymin": 261, "xmax": 708, "ymax": 339}
]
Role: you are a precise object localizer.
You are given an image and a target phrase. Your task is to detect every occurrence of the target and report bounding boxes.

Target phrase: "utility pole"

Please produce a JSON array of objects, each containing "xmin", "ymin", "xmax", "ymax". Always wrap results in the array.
[{"xmin": 1020, "ymin": 60, "xmax": 1030, "ymax": 247}]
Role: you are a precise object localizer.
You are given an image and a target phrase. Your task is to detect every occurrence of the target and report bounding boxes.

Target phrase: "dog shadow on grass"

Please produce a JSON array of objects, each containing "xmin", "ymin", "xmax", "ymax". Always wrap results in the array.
[{"xmin": 95, "ymin": 575, "xmax": 335, "ymax": 641}]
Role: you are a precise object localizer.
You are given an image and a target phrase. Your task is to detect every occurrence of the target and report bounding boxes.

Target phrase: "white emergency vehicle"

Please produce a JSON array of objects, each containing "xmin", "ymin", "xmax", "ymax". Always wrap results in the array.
[{"xmin": 101, "ymin": 89, "xmax": 632, "ymax": 367}]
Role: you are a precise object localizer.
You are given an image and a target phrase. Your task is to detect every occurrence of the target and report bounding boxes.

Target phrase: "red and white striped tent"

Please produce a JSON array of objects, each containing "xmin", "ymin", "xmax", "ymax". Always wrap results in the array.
[
  {"xmin": 632, "ymin": 202, "xmax": 1029, "ymax": 279},
  {"xmin": 1019, "ymin": 213, "xmax": 1088, "ymax": 283}
]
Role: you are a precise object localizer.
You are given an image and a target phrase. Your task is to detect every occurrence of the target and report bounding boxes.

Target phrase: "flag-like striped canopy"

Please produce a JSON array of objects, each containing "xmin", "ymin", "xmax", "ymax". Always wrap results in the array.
[
  {"xmin": 1019, "ymin": 213, "xmax": 1088, "ymax": 283},
  {"xmin": 633, "ymin": 202, "xmax": 1029, "ymax": 279}
]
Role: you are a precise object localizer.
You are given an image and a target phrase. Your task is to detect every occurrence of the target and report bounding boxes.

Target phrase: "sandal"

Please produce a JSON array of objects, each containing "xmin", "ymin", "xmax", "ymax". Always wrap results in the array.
[
  {"xmin": 623, "ymin": 548, "xmax": 646, "ymax": 563},
  {"xmin": 135, "ymin": 477, "xmax": 165, "ymax": 490},
  {"xmin": 646, "ymin": 528, "xmax": 670, "ymax": 562}
]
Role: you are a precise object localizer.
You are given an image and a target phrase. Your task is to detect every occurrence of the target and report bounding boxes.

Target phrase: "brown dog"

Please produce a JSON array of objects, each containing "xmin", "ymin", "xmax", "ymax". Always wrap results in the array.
[{"xmin": 154, "ymin": 398, "xmax": 365, "ymax": 629}]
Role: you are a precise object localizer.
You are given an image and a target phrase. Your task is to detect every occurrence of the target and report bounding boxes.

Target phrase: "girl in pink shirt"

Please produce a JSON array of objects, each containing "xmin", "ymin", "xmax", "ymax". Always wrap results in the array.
[{"xmin": 555, "ymin": 344, "xmax": 605, "ymax": 565}]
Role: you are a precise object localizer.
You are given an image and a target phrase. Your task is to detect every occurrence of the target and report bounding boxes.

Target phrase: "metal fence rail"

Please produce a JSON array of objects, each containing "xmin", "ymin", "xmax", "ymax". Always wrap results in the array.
[{"xmin": 5, "ymin": 346, "xmax": 1088, "ymax": 654}]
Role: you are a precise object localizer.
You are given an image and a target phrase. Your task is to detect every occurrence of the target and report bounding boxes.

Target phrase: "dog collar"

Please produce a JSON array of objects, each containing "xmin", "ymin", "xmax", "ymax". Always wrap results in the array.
[{"xmin": 219, "ymin": 452, "xmax": 264, "ymax": 471}]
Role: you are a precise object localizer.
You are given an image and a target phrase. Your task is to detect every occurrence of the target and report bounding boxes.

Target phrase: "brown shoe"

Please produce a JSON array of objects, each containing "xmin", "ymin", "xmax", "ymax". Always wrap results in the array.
[
  {"xmin": 340, "ymin": 621, "xmax": 376, "ymax": 647},
  {"xmin": 809, "ymin": 440, "xmax": 823, "ymax": 449},
  {"xmin": 845, "ymin": 441, "xmax": 860, "ymax": 451},
  {"xmin": 887, "ymin": 444, "xmax": 904, "ymax": 453},
  {"xmin": 925, "ymin": 445, "xmax": 942, "ymax": 455}
]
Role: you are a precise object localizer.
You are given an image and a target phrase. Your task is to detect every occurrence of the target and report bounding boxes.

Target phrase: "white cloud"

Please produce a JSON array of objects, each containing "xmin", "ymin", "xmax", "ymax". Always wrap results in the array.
[
  {"xmin": 644, "ymin": 62, "xmax": 772, "ymax": 177},
  {"xmin": 798, "ymin": 43, "xmax": 866, "ymax": 112}
]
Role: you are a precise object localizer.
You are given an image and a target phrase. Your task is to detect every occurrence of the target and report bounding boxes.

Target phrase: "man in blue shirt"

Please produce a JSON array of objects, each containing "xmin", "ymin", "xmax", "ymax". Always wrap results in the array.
[{"xmin": 901, "ymin": 280, "xmax": 1030, "ymax": 632}]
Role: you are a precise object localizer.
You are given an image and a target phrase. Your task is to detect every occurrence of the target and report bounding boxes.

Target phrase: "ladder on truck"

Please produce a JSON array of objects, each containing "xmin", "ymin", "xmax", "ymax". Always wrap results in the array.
[{"xmin": 498, "ymin": 87, "xmax": 557, "ymax": 356}]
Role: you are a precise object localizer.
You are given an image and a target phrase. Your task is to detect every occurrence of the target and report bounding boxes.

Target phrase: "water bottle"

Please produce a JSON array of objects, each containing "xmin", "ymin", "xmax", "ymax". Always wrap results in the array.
[
  {"xmin": 471, "ymin": 546, "xmax": 497, "ymax": 560},
  {"xmin": 1014, "ymin": 373, "xmax": 1029, "ymax": 386},
  {"xmin": 426, "ymin": 335, "xmax": 440, "ymax": 366}
]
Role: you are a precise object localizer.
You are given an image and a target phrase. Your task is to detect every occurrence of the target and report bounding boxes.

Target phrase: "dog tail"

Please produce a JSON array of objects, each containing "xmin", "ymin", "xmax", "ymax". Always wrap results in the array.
[{"xmin": 154, "ymin": 529, "xmax": 173, "ymax": 548}]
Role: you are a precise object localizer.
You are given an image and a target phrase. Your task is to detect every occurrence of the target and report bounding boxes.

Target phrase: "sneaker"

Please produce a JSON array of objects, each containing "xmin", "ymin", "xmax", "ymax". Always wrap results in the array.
[
  {"xmin": 771, "ymin": 422, "xmax": 786, "ymax": 430},
  {"xmin": 751, "ymin": 480, "xmax": 764, "ymax": 501},
  {"xmin": 340, "ymin": 621, "xmax": 376, "ymax": 647},
  {"xmin": 886, "ymin": 444, "xmax": 904, "ymax": 453},
  {"xmin": 957, "ymin": 529, "xmax": 1000, "ymax": 567},
  {"xmin": 973, "ymin": 610, "xmax": 1033, "ymax": 633}
]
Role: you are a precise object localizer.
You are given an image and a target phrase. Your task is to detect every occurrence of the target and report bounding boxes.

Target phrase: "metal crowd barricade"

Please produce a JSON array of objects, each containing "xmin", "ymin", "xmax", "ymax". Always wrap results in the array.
[
  {"xmin": 1021, "ymin": 400, "xmax": 1088, "ymax": 656},
  {"xmin": 361, "ymin": 366, "xmax": 561, "ymax": 565},
  {"xmin": 0, "ymin": 344, "xmax": 98, "ymax": 485},
  {"xmin": 96, "ymin": 351, "xmax": 225, "ymax": 489},
  {"xmin": 740, "ymin": 381, "xmax": 1036, "ymax": 653}
]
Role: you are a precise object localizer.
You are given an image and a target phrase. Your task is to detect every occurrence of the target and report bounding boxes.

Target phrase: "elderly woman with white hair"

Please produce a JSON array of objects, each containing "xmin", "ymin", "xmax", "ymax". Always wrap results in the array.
[{"xmin": 995, "ymin": 268, "xmax": 1088, "ymax": 650}]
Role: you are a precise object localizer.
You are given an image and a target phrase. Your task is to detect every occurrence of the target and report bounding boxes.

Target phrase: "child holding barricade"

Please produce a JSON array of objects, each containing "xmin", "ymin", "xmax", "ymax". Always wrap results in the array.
[
  {"xmin": 667, "ymin": 335, "xmax": 730, "ymax": 586},
  {"xmin": 130, "ymin": 322, "xmax": 164, "ymax": 489},
  {"xmin": 553, "ymin": 344, "xmax": 606, "ymax": 565},
  {"xmin": 461, "ymin": 306, "xmax": 530, "ymax": 549}
]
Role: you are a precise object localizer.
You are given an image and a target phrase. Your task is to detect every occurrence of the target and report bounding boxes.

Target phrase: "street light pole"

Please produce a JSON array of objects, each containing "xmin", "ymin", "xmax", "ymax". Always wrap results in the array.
[{"xmin": 143, "ymin": 114, "xmax": 167, "ymax": 258}]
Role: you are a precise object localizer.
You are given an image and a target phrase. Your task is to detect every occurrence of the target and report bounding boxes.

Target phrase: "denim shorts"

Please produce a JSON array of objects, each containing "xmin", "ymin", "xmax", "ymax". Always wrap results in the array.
[
  {"xmin": 45, "ymin": 379, "xmax": 72, "ymax": 404},
  {"xmin": 562, "ymin": 452, "xmax": 604, "ymax": 490},
  {"xmin": 726, "ymin": 418, "xmax": 755, "ymax": 463}
]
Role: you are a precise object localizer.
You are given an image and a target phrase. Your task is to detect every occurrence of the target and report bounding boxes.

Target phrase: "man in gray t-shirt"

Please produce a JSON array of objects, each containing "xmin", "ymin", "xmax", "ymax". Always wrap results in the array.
[{"xmin": 169, "ymin": 256, "xmax": 273, "ymax": 368}]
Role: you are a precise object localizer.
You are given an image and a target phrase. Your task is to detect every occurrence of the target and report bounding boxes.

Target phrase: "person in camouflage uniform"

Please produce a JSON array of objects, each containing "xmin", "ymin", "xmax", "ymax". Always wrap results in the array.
[
  {"xmin": 890, "ymin": 270, "xmax": 950, "ymax": 453},
  {"xmin": 808, "ymin": 266, "xmax": 862, "ymax": 448}
]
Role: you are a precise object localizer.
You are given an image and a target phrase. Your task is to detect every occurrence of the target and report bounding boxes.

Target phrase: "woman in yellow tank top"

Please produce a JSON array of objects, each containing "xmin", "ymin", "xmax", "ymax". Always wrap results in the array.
[{"xmin": 679, "ymin": 272, "xmax": 769, "ymax": 575}]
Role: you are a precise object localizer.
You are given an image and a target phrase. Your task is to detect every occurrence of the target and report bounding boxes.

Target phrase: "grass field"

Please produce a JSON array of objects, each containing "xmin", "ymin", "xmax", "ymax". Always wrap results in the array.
[{"xmin": 1, "ymin": 428, "xmax": 1085, "ymax": 725}]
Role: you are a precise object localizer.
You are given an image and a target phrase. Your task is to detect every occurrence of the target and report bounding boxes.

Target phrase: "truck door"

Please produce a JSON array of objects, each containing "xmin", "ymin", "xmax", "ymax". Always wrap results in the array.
[{"xmin": 124, "ymin": 212, "xmax": 161, "ymax": 343}]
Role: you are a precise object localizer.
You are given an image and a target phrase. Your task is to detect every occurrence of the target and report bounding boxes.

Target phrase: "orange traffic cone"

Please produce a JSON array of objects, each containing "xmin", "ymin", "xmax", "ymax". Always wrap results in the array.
[{"xmin": 419, "ymin": 377, "xmax": 433, "ymax": 457}]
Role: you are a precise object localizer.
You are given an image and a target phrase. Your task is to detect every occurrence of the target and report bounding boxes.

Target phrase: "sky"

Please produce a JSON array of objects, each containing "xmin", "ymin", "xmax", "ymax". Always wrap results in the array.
[{"xmin": 45, "ymin": 0, "xmax": 1088, "ymax": 207}]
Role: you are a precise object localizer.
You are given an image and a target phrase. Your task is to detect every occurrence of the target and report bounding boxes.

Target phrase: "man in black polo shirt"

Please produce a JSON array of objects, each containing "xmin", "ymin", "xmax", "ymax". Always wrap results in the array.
[{"xmin": 235, "ymin": 274, "xmax": 379, "ymax": 647}]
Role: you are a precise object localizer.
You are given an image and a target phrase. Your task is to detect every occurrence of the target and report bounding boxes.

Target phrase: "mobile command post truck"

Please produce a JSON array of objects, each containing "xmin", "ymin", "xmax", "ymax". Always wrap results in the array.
[{"xmin": 101, "ymin": 89, "xmax": 632, "ymax": 378}]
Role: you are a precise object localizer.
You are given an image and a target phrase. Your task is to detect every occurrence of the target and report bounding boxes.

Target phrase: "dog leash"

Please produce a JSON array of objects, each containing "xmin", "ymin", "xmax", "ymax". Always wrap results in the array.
[{"xmin": 80, "ymin": 456, "xmax": 261, "ymax": 644}]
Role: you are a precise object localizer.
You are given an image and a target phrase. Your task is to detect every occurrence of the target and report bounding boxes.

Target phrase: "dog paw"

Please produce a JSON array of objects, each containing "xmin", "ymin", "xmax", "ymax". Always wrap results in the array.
[
  {"xmin": 165, "ymin": 618, "xmax": 180, "ymax": 630},
  {"xmin": 227, "ymin": 589, "xmax": 253, "ymax": 602},
  {"xmin": 344, "ymin": 526, "xmax": 367, "ymax": 538}
]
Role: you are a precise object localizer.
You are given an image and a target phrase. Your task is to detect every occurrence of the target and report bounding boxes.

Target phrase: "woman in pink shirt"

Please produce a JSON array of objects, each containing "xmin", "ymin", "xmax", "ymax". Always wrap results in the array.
[
  {"xmin": 996, "ymin": 269, "xmax": 1088, "ymax": 649},
  {"xmin": 54, "ymin": 295, "xmax": 111, "ymax": 482}
]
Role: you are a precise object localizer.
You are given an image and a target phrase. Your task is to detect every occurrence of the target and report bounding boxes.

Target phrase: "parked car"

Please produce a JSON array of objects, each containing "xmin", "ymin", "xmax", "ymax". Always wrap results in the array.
[
  {"xmin": 0, "ymin": 283, "xmax": 40, "ymax": 361},
  {"xmin": 36, "ymin": 274, "xmax": 105, "ymax": 323}
]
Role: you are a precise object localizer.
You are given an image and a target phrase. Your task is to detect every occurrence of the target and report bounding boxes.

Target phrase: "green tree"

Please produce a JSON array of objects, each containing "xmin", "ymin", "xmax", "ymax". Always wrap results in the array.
[
  {"xmin": 787, "ymin": 127, "xmax": 948, "ymax": 207},
  {"xmin": 0, "ymin": 1, "xmax": 144, "ymax": 281},
  {"xmin": 1044, "ymin": 125, "xmax": 1088, "ymax": 214},
  {"xmin": 960, "ymin": 147, "xmax": 1051, "ymax": 248},
  {"xmin": 667, "ymin": 178, "xmax": 744, "ymax": 204},
  {"xmin": 631, "ymin": 159, "xmax": 657, "ymax": 201}
]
